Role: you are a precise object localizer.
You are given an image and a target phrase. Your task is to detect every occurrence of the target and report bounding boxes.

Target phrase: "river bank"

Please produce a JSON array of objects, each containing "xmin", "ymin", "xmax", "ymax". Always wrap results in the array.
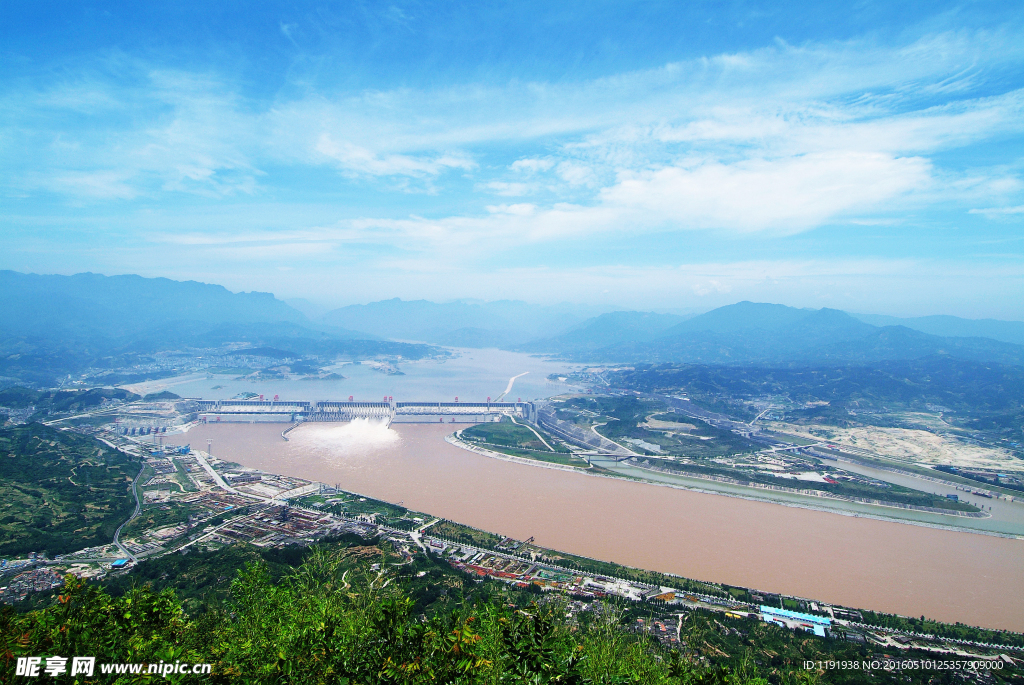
[{"xmin": 166, "ymin": 422, "xmax": 1024, "ymax": 632}]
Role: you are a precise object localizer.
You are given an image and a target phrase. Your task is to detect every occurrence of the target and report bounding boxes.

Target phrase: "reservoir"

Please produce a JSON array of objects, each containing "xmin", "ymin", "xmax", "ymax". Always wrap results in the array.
[
  {"xmin": 131, "ymin": 348, "xmax": 578, "ymax": 403},
  {"xmin": 166, "ymin": 422, "xmax": 1024, "ymax": 633}
]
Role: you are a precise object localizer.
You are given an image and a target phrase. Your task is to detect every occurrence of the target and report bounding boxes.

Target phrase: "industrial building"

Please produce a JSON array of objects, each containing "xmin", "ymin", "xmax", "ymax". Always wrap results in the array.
[{"xmin": 759, "ymin": 605, "xmax": 832, "ymax": 637}]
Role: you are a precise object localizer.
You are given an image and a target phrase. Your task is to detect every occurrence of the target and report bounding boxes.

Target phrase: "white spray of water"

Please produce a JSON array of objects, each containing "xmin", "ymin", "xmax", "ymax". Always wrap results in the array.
[{"xmin": 291, "ymin": 418, "xmax": 401, "ymax": 457}]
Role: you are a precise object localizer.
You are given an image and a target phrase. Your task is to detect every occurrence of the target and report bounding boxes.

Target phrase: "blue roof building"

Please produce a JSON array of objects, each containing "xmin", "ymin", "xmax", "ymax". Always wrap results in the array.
[{"xmin": 760, "ymin": 605, "xmax": 831, "ymax": 637}]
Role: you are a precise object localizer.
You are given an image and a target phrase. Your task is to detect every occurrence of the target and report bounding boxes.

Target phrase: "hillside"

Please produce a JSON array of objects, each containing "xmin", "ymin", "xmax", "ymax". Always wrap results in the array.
[
  {"xmin": 853, "ymin": 313, "xmax": 1024, "ymax": 346},
  {"xmin": 0, "ymin": 423, "xmax": 136, "ymax": 557},
  {"xmin": 0, "ymin": 272, "xmax": 432, "ymax": 385},
  {"xmin": 527, "ymin": 302, "xmax": 1024, "ymax": 366},
  {"xmin": 319, "ymin": 298, "xmax": 607, "ymax": 347},
  {"xmin": 519, "ymin": 310, "xmax": 688, "ymax": 353},
  {"xmin": 6, "ymin": 540, "xmax": 1008, "ymax": 685},
  {"xmin": 0, "ymin": 271, "xmax": 309, "ymax": 339}
]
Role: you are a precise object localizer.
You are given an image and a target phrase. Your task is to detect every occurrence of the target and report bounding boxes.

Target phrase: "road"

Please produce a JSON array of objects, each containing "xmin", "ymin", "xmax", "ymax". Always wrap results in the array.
[
  {"xmin": 112, "ymin": 462, "xmax": 146, "ymax": 562},
  {"xmin": 509, "ymin": 415, "xmax": 556, "ymax": 451},
  {"xmin": 494, "ymin": 372, "xmax": 529, "ymax": 402}
]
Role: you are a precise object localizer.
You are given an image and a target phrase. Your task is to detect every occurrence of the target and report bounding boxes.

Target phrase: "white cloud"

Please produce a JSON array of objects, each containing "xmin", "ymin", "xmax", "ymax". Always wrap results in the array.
[
  {"xmin": 478, "ymin": 181, "xmax": 532, "ymax": 196},
  {"xmin": 4, "ymin": 23, "xmax": 1023, "ymax": 257},
  {"xmin": 48, "ymin": 171, "xmax": 139, "ymax": 200},
  {"xmin": 510, "ymin": 158, "xmax": 555, "ymax": 173},
  {"xmin": 316, "ymin": 134, "xmax": 475, "ymax": 178},
  {"xmin": 600, "ymin": 152, "xmax": 933, "ymax": 232},
  {"xmin": 556, "ymin": 161, "xmax": 596, "ymax": 187},
  {"xmin": 970, "ymin": 204, "xmax": 1024, "ymax": 217}
]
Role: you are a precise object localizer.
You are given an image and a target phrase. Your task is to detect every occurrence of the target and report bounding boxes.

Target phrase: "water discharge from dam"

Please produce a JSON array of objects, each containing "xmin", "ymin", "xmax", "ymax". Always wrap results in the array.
[
  {"xmin": 289, "ymin": 418, "xmax": 401, "ymax": 456},
  {"xmin": 168, "ymin": 422, "xmax": 1024, "ymax": 632}
]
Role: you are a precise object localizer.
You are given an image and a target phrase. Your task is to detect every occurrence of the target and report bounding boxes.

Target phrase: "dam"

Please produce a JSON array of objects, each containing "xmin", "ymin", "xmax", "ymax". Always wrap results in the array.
[{"xmin": 189, "ymin": 398, "xmax": 537, "ymax": 425}]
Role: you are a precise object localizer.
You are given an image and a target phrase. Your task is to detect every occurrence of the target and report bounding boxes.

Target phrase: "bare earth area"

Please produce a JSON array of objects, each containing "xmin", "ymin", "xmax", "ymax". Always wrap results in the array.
[{"xmin": 770, "ymin": 422, "xmax": 1022, "ymax": 472}]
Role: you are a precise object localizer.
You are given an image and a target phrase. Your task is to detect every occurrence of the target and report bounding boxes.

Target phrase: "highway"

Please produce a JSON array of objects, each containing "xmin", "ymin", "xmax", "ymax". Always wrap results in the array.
[
  {"xmin": 494, "ymin": 372, "xmax": 529, "ymax": 402},
  {"xmin": 112, "ymin": 462, "xmax": 146, "ymax": 562}
]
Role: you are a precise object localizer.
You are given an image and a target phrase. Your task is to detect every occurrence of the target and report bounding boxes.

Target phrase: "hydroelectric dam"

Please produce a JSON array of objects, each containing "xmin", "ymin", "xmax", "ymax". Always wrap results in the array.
[{"xmin": 192, "ymin": 398, "xmax": 537, "ymax": 426}]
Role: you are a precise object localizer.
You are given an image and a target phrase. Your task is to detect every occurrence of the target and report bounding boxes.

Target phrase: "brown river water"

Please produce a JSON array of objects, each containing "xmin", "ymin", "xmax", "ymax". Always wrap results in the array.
[{"xmin": 165, "ymin": 422, "xmax": 1024, "ymax": 632}]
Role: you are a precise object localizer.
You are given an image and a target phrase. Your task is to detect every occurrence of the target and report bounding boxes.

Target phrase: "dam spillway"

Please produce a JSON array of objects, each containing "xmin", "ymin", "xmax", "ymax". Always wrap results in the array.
[{"xmin": 190, "ymin": 399, "xmax": 536, "ymax": 425}]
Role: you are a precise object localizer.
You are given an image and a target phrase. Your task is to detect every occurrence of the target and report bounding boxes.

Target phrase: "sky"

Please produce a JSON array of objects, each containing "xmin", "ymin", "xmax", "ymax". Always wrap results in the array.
[{"xmin": 2, "ymin": 1, "xmax": 1023, "ymax": 319}]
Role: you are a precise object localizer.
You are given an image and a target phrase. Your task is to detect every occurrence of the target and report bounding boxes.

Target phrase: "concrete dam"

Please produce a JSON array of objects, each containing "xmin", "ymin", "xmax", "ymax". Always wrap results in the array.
[{"xmin": 191, "ymin": 398, "xmax": 537, "ymax": 426}]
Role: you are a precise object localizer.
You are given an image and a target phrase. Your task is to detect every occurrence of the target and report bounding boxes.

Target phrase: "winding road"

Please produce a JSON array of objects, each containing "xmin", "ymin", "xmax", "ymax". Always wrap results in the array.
[{"xmin": 112, "ymin": 462, "xmax": 146, "ymax": 562}]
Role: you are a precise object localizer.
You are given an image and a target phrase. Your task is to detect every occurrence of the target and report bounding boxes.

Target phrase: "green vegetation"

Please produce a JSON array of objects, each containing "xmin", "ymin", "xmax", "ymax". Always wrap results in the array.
[
  {"xmin": 859, "ymin": 610, "xmax": 1024, "ymax": 648},
  {"xmin": 556, "ymin": 396, "xmax": 757, "ymax": 458},
  {"xmin": 429, "ymin": 519, "xmax": 504, "ymax": 549},
  {"xmin": 0, "ymin": 423, "xmax": 137, "ymax": 557},
  {"xmin": 0, "ymin": 387, "xmax": 140, "ymax": 420},
  {"xmin": 294, "ymin": 492, "xmax": 414, "ymax": 527},
  {"xmin": 462, "ymin": 420, "xmax": 568, "ymax": 454},
  {"xmin": 143, "ymin": 390, "xmax": 181, "ymax": 401},
  {"xmin": 119, "ymin": 500, "xmax": 194, "ymax": 540},
  {"xmin": 5, "ymin": 540, "xmax": 1018, "ymax": 684},
  {"xmin": 1, "ymin": 548, "xmax": 749, "ymax": 685},
  {"xmin": 635, "ymin": 457, "xmax": 979, "ymax": 512},
  {"xmin": 172, "ymin": 457, "xmax": 198, "ymax": 492},
  {"xmin": 459, "ymin": 420, "xmax": 596, "ymax": 467},
  {"xmin": 533, "ymin": 549, "xmax": 728, "ymax": 599},
  {"xmin": 934, "ymin": 465, "xmax": 1024, "ymax": 493},
  {"xmin": 609, "ymin": 359, "xmax": 1024, "ymax": 448}
]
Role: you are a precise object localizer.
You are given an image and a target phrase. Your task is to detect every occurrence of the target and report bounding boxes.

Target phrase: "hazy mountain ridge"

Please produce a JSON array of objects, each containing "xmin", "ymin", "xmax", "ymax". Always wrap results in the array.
[
  {"xmin": 0, "ymin": 272, "xmax": 429, "ymax": 385},
  {"xmin": 0, "ymin": 271, "xmax": 310, "ymax": 337},
  {"xmin": 852, "ymin": 313, "xmax": 1024, "ymax": 346},
  {"xmin": 318, "ymin": 298, "xmax": 610, "ymax": 346},
  {"xmin": 529, "ymin": 302, "xmax": 1024, "ymax": 367},
  {"xmin": 4, "ymin": 271, "xmax": 1024, "ymax": 384},
  {"xmin": 519, "ymin": 311, "xmax": 689, "ymax": 353}
]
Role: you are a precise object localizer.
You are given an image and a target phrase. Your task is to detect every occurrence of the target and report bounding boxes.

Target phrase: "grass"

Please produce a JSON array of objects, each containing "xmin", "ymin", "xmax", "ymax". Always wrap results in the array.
[
  {"xmin": 462, "ymin": 419, "xmax": 569, "ymax": 452},
  {"xmin": 171, "ymin": 458, "xmax": 197, "ymax": 492},
  {"xmin": 429, "ymin": 519, "xmax": 503, "ymax": 549}
]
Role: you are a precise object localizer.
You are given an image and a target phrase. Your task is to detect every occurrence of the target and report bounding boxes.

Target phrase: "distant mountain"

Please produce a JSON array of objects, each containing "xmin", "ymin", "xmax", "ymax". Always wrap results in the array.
[
  {"xmin": 283, "ymin": 297, "xmax": 333, "ymax": 320},
  {"xmin": 852, "ymin": 313, "xmax": 1024, "ymax": 346},
  {"xmin": 530, "ymin": 302, "xmax": 1024, "ymax": 367},
  {"xmin": 519, "ymin": 311, "xmax": 688, "ymax": 353},
  {"xmin": 0, "ymin": 271, "xmax": 309, "ymax": 339},
  {"xmin": 319, "ymin": 299, "xmax": 609, "ymax": 347},
  {"xmin": 0, "ymin": 271, "xmax": 422, "ymax": 385}
]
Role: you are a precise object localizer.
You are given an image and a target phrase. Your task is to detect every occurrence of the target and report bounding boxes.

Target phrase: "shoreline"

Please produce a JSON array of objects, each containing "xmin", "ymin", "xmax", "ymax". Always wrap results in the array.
[
  {"xmin": 445, "ymin": 431, "xmax": 1022, "ymax": 540},
  {"xmin": 163, "ymin": 422, "xmax": 1024, "ymax": 631}
]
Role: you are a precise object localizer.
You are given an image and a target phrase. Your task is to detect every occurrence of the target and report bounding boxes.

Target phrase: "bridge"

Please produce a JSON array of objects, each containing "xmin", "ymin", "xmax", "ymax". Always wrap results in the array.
[{"xmin": 191, "ymin": 398, "xmax": 536, "ymax": 426}]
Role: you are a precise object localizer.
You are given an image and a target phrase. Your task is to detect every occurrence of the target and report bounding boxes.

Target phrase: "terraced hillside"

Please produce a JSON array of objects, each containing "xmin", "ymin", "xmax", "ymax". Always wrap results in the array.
[{"xmin": 0, "ymin": 424, "xmax": 137, "ymax": 557}]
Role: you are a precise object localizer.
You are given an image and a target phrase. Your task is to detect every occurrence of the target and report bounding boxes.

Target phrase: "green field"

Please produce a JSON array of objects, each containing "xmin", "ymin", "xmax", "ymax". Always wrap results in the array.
[
  {"xmin": 461, "ymin": 419, "xmax": 568, "ymax": 452},
  {"xmin": 460, "ymin": 420, "xmax": 592, "ymax": 466},
  {"xmin": 0, "ymin": 423, "xmax": 138, "ymax": 557},
  {"xmin": 555, "ymin": 396, "xmax": 757, "ymax": 458}
]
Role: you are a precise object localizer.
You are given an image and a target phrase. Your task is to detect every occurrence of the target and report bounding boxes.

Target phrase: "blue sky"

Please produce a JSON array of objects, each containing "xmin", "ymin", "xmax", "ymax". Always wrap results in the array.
[{"xmin": 2, "ymin": 1, "xmax": 1023, "ymax": 318}]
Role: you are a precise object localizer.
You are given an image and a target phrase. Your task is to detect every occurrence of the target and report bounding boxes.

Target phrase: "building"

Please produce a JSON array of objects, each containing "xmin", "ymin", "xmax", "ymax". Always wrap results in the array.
[{"xmin": 759, "ymin": 605, "xmax": 832, "ymax": 637}]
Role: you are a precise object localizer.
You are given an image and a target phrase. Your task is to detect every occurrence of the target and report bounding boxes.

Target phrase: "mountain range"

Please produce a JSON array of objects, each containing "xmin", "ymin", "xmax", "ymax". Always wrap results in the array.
[
  {"xmin": 317, "ymin": 298, "xmax": 609, "ymax": 347},
  {"xmin": 0, "ymin": 271, "xmax": 428, "ymax": 384},
  {"xmin": 2, "ymin": 271, "xmax": 1024, "ymax": 386},
  {"xmin": 545, "ymin": 303, "xmax": 1024, "ymax": 366}
]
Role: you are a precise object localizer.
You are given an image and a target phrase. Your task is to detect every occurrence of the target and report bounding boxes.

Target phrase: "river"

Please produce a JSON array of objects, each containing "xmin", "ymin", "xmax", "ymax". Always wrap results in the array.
[
  {"xmin": 129, "ymin": 348, "xmax": 579, "ymax": 402},
  {"xmin": 165, "ymin": 422, "xmax": 1024, "ymax": 633}
]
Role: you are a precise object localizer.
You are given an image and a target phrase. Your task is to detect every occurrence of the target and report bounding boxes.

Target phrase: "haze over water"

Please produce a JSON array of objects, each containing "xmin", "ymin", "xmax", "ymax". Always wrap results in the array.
[
  {"xmin": 160, "ymin": 348, "xmax": 577, "ymax": 403},
  {"xmin": 169, "ymin": 422, "xmax": 1024, "ymax": 633}
]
